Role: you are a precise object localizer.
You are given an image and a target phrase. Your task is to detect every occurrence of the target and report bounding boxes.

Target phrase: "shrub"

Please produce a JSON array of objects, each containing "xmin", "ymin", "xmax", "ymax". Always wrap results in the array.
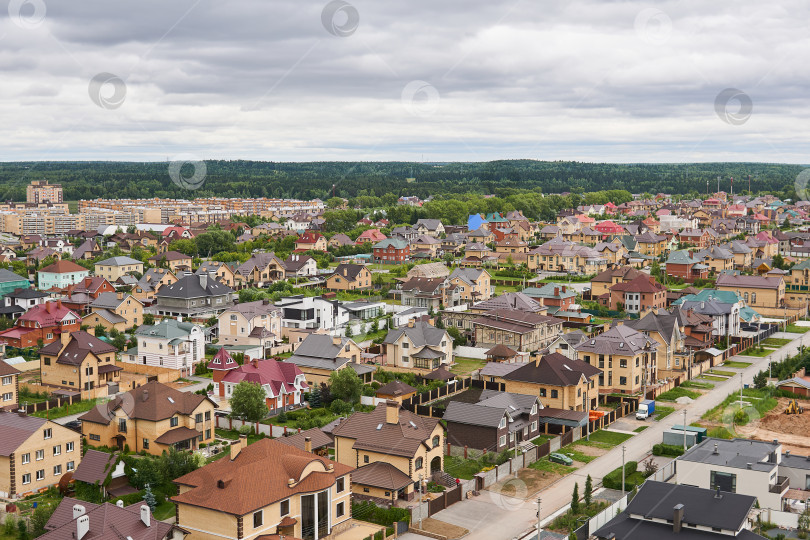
[
  {"xmin": 602, "ymin": 461, "xmax": 638, "ymax": 491},
  {"xmin": 238, "ymin": 424, "xmax": 253, "ymax": 435},
  {"xmin": 652, "ymin": 444, "xmax": 685, "ymax": 457}
]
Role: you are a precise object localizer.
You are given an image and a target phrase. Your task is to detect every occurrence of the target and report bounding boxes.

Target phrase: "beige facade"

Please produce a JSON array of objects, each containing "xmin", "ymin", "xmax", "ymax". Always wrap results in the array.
[
  {"xmin": 448, "ymin": 270, "xmax": 491, "ymax": 303},
  {"xmin": 0, "ymin": 415, "xmax": 81, "ymax": 499},
  {"xmin": 40, "ymin": 335, "xmax": 119, "ymax": 391},
  {"xmin": 500, "ymin": 377, "xmax": 598, "ymax": 411},
  {"xmin": 94, "ymin": 260, "xmax": 144, "ymax": 282},
  {"xmin": 217, "ymin": 303, "xmax": 282, "ymax": 349}
]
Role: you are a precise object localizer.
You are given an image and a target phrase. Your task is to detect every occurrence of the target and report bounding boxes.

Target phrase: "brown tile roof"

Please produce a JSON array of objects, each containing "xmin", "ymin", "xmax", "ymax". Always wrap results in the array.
[
  {"xmin": 72, "ymin": 449, "xmax": 119, "ymax": 485},
  {"xmin": 172, "ymin": 438, "xmax": 352, "ymax": 516},
  {"xmin": 351, "ymin": 462, "xmax": 413, "ymax": 490},
  {"xmin": 502, "ymin": 352, "xmax": 601, "ymax": 387},
  {"xmin": 79, "ymin": 381, "xmax": 214, "ymax": 425},
  {"xmin": 609, "ymin": 275, "xmax": 666, "ymax": 293},
  {"xmin": 332, "ymin": 402, "xmax": 439, "ymax": 458},
  {"xmin": 40, "ymin": 260, "xmax": 87, "ymax": 274},
  {"xmin": 39, "ymin": 331, "xmax": 118, "ymax": 366},
  {"xmin": 0, "ymin": 358, "xmax": 21, "ymax": 377},
  {"xmin": 375, "ymin": 380, "xmax": 417, "ymax": 396},
  {"xmin": 0, "ymin": 411, "xmax": 47, "ymax": 456},
  {"xmin": 275, "ymin": 427, "xmax": 333, "ymax": 451},
  {"xmin": 154, "ymin": 426, "xmax": 201, "ymax": 445},
  {"xmin": 42, "ymin": 497, "xmax": 175, "ymax": 540}
]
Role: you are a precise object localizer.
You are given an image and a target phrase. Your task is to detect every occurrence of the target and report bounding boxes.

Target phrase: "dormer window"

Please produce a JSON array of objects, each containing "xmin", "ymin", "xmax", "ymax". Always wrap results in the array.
[{"xmin": 499, "ymin": 417, "xmax": 506, "ymax": 429}]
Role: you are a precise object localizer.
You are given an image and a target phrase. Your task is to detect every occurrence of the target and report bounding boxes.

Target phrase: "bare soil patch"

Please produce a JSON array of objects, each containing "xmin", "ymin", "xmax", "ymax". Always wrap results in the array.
[
  {"xmin": 485, "ymin": 467, "xmax": 565, "ymax": 499},
  {"xmin": 419, "ymin": 518, "xmax": 469, "ymax": 539},
  {"xmin": 571, "ymin": 444, "xmax": 608, "ymax": 457}
]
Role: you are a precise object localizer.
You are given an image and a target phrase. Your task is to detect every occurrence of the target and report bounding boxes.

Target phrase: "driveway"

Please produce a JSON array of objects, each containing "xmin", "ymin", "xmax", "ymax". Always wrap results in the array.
[{"xmin": 422, "ymin": 491, "xmax": 539, "ymax": 540}]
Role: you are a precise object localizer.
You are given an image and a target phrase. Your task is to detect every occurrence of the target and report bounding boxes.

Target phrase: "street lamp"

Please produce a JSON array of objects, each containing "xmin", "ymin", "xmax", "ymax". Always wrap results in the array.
[
  {"xmin": 621, "ymin": 445, "xmax": 626, "ymax": 496},
  {"xmin": 418, "ymin": 473, "xmax": 423, "ymax": 529},
  {"xmin": 536, "ymin": 497, "xmax": 542, "ymax": 535}
]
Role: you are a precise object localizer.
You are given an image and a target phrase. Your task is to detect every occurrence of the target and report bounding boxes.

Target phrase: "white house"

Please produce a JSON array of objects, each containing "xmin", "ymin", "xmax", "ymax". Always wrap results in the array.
[
  {"xmin": 275, "ymin": 295, "xmax": 350, "ymax": 330},
  {"xmin": 122, "ymin": 319, "xmax": 205, "ymax": 377}
]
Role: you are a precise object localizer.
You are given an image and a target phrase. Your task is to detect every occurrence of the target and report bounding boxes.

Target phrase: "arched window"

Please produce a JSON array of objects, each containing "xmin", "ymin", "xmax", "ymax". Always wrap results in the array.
[
  {"xmin": 432, "ymin": 435, "xmax": 440, "ymax": 448},
  {"xmin": 415, "ymin": 457, "xmax": 423, "ymax": 470}
]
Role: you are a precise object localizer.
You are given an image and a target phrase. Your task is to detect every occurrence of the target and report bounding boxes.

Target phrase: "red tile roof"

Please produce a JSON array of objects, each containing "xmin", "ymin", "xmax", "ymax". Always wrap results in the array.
[{"xmin": 40, "ymin": 260, "xmax": 88, "ymax": 274}]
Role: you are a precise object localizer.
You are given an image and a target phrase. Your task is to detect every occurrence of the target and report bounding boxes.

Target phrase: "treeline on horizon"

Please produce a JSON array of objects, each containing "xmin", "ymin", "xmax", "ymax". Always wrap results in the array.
[{"xmin": 0, "ymin": 160, "xmax": 802, "ymax": 204}]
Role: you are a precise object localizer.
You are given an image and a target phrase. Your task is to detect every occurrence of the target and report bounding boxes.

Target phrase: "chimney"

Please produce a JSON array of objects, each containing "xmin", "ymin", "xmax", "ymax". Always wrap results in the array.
[
  {"xmin": 56, "ymin": 299, "xmax": 62, "ymax": 309},
  {"xmin": 251, "ymin": 358, "xmax": 258, "ymax": 369},
  {"xmin": 77, "ymin": 515, "xmax": 90, "ymax": 540},
  {"xmin": 746, "ymin": 463, "xmax": 752, "ymax": 469},
  {"xmin": 117, "ymin": 291, "xmax": 124, "ymax": 300},
  {"xmin": 116, "ymin": 500, "xmax": 124, "ymax": 508},
  {"xmin": 200, "ymin": 274, "xmax": 208, "ymax": 289},
  {"xmin": 786, "ymin": 450, "xmax": 791, "ymax": 457},
  {"xmin": 46, "ymin": 301, "xmax": 52, "ymax": 314},
  {"xmin": 673, "ymin": 503, "xmax": 684, "ymax": 533},
  {"xmin": 304, "ymin": 436, "xmax": 312, "ymax": 453},
  {"xmin": 554, "ymin": 287, "xmax": 559, "ymax": 297},
  {"xmin": 288, "ymin": 478, "xmax": 295, "ymax": 487},
  {"xmin": 385, "ymin": 400, "xmax": 399, "ymax": 425},
  {"xmin": 332, "ymin": 336, "xmax": 342, "ymax": 346},
  {"xmin": 408, "ymin": 318, "xmax": 415, "ymax": 328},
  {"xmin": 140, "ymin": 505, "xmax": 150, "ymax": 527},
  {"xmin": 230, "ymin": 434, "xmax": 247, "ymax": 460},
  {"xmin": 72, "ymin": 504, "xmax": 86, "ymax": 519},
  {"xmin": 61, "ymin": 332, "xmax": 71, "ymax": 347}
]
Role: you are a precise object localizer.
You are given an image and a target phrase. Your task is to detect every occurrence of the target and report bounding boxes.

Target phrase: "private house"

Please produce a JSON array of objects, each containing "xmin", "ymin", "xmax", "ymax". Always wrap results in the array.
[
  {"xmin": 410, "ymin": 235, "xmax": 442, "ymax": 258},
  {"xmin": 325, "ymin": 264, "xmax": 372, "ymax": 291},
  {"xmin": 0, "ymin": 412, "xmax": 81, "ymax": 498},
  {"xmin": 0, "ymin": 269, "xmax": 30, "ymax": 297},
  {"xmin": 695, "ymin": 245, "xmax": 735, "ymax": 273},
  {"xmin": 398, "ymin": 277, "xmax": 458, "ymax": 311},
  {"xmin": 276, "ymin": 295, "xmax": 349, "ymax": 331},
  {"xmin": 593, "ymin": 481, "xmax": 761, "ymax": 540},
  {"xmin": 678, "ymin": 228, "xmax": 712, "ymax": 248},
  {"xmin": 40, "ymin": 497, "xmax": 180, "ymax": 540},
  {"xmin": 328, "ymin": 233, "xmax": 354, "ymax": 249},
  {"xmin": 80, "ymin": 380, "xmax": 216, "ymax": 454},
  {"xmin": 382, "ymin": 319, "xmax": 452, "ymax": 370},
  {"xmin": 634, "ymin": 231, "xmax": 668, "ymax": 257},
  {"xmin": 285, "ymin": 333, "xmax": 369, "ymax": 386},
  {"xmin": 84, "ymin": 292, "xmax": 143, "ymax": 331},
  {"xmin": 415, "ymin": 218, "xmax": 445, "ymax": 237},
  {"xmin": 0, "ymin": 359, "xmax": 20, "ymax": 410},
  {"xmin": 211, "ymin": 352, "xmax": 308, "ymax": 414},
  {"xmin": 545, "ymin": 330, "xmax": 588, "ymax": 361},
  {"xmin": 195, "ymin": 261, "xmax": 240, "ymax": 289},
  {"xmin": 716, "ymin": 274, "xmax": 785, "ymax": 310},
  {"xmin": 677, "ymin": 437, "xmax": 788, "ymax": 511},
  {"xmin": 70, "ymin": 449, "xmax": 128, "ymax": 498},
  {"xmin": 172, "ymin": 438, "xmax": 352, "ymax": 540},
  {"xmin": 282, "ymin": 254, "xmax": 318, "ymax": 279},
  {"xmin": 471, "ymin": 291, "xmax": 546, "ymax": 314},
  {"xmin": 590, "ymin": 266, "xmax": 646, "ymax": 298},
  {"xmin": 71, "ymin": 239, "xmax": 101, "ymax": 260},
  {"xmin": 154, "ymin": 274, "xmax": 235, "ymax": 318},
  {"xmin": 148, "ymin": 251, "xmax": 193, "ymax": 273},
  {"xmin": 625, "ymin": 309, "xmax": 687, "ymax": 375},
  {"xmin": 471, "ymin": 309, "xmax": 564, "ymax": 352},
  {"xmin": 494, "ymin": 238, "xmax": 528, "ymax": 255},
  {"xmin": 38, "ymin": 260, "xmax": 90, "ymax": 291},
  {"xmin": 675, "ymin": 290, "xmax": 743, "ymax": 338},
  {"xmin": 333, "ymin": 401, "xmax": 443, "ymax": 503},
  {"xmin": 605, "ymin": 275, "xmax": 667, "ymax": 314},
  {"xmin": 217, "ymin": 300, "xmax": 282, "ymax": 354},
  {"xmin": 728, "ymin": 240, "xmax": 754, "ymax": 269},
  {"xmin": 39, "ymin": 331, "xmax": 121, "ymax": 392},
  {"xmin": 122, "ymin": 319, "xmax": 205, "ymax": 376},
  {"xmin": 574, "ymin": 324, "xmax": 659, "ymax": 395},
  {"xmin": 355, "ymin": 229, "xmax": 386, "ymax": 245},
  {"xmin": 0, "ymin": 288, "xmax": 49, "ymax": 319},
  {"xmin": 373, "ymin": 238, "xmax": 410, "ymax": 264},
  {"xmin": 666, "ymin": 250, "xmax": 709, "ymax": 283},
  {"xmin": 0, "ymin": 301, "xmax": 81, "ymax": 348},
  {"xmin": 444, "ymin": 391, "xmax": 543, "ymax": 452},
  {"xmin": 61, "ymin": 276, "xmax": 116, "ymax": 315},
  {"xmin": 521, "ymin": 283, "xmax": 576, "ymax": 315},
  {"xmin": 448, "ymin": 267, "xmax": 492, "ymax": 303},
  {"xmin": 236, "ymin": 252, "xmax": 286, "ymax": 287},
  {"xmin": 93, "ymin": 256, "xmax": 144, "ymax": 282},
  {"xmin": 499, "ymin": 353, "xmax": 600, "ymax": 411},
  {"xmin": 133, "ymin": 268, "xmax": 177, "ymax": 303},
  {"xmin": 295, "ymin": 231, "xmax": 327, "ymax": 252}
]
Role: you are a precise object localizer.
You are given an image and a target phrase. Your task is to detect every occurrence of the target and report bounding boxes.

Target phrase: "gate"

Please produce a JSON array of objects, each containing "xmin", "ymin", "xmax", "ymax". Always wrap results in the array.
[
  {"xmin": 428, "ymin": 494, "xmax": 446, "ymax": 515},
  {"xmin": 561, "ymin": 429, "xmax": 574, "ymax": 447},
  {"xmin": 444, "ymin": 486, "xmax": 461, "ymax": 506},
  {"xmin": 395, "ymin": 521, "xmax": 409, "ymax": 535}
]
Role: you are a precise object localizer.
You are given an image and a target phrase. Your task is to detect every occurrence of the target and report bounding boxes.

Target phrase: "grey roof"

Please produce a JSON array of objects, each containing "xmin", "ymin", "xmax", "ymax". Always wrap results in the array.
[
  {"xmin": 448, "ymin": 267, "xmax": 485, "ymax": 286},
  {"xmin": 443, "ymin": 400, "xmax": 509, "ymax": 428},
  {"xmin": 286, "ymin": 334, "xmax": 355, "ymax": 370},
  {"xmin": 716, "ymin": 274, "xmax": 783, "ymax": 290},
  {"xmin": 625, "ymin": 310, "xmax": 681, "ymax": 344},
  {"xmin": 477, "ymin": 390, "xmax": 540, "ymax": 416},
  {"xmin": 521, "ymin": 283, "xmax": 577, "ymax": 300},
  {"xmin": 95, "ymin": 256, "xmax": 141, "ymax": 266},
  {"xmin": 0, "ymin": 268, "xmax": 27, "ymax": 283},
  {"xmin": 503, "ymin": 353, "xmax": 601, "ymax": 386},
  {"xmin": 42, "ymin": 497, "xmax": 175, "ymax": 540},
  {"xmin": 777, "ymin": 377, "xmax": 810, "ymax": 390},
  {"xmin": 666, "ymin": 250, "xmax": 701, "ymax": 265},
  {"xmin": 680, "ymin": 299, "xmax": 733, "ymax": 316},
  {"xmin": 156, "ymin": 274, "xmax": 234, "ymax": 299},
  {"xmin": 416, "ymin": 218, "xmax": 443, "ymax": 230},
  {"xmin": 680, "ymin": 437, "xmax": 779, "ymax": 472},
  {"xmin": 780, "ymin": 453, "xmax": 810, "ymax": 471},
  {"xmin": 479, "ymin": 361, "xmax": 528, "ymax": 377},
  {"xmin": 574, "ymin": 324, "xmax": 658, "ymax": 355},
  {"xmin": 135, "ymin": 318, "xmax": 197, "ymax": 339},
  {"xmin": 474, "ymin": 292, "xmax": 543, "ymax": 313},
  {"xmin": 224, "ymin": 299, "xmax": 281, "ymax": 319},
  {"xmin": 89, "ymin": 292, "xmax": 128, "ymax": 310},
  {"xmin": 89, "ymin": 308, "xmax": 127, "ymax": 324},
  {"xmin": 383, "ymin": 320, "xmax": 447, "ymax": 348}
]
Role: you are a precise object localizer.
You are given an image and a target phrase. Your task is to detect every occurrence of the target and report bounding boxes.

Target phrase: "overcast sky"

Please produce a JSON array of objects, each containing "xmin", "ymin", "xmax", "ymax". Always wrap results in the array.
[{"xmin": 1, "ymin": 0, "xmax": 809, "ymax": 163}]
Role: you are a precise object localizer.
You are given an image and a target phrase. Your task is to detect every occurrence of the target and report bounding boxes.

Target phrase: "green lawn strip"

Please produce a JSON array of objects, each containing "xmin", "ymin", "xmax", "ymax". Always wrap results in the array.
[
  {"xmin": 153, "ymin": 500, "xmax": 176, "ymax": 520},
  {"xmin": 31, "ymin": 398, "xmax": 106, "ymax": 419},
  {"xmin": 722, "ymin": 361, "xmax": 752, "ymax": 369},
  {"xmin": 654, "ymin": 406, "xmax": 675, "ymax": 420},
  {"xmin": 786, "ymin": 324, "xmax": 810, "ymax": 333},
  {"xmin": 739, "ymin": 348, "xmax": 774, "ymax": 357},
  {"xmin": 697, "ymin": 375, "xmax": 727, "ymax": 382},
  {"xmin": 531, "ymin": 434, "xmax": 557, "ymax": 445},
  {"xmin": 585, "ymin": 430, "xmax": 633, "ymax": 446},
  {"xmin": 680, "ymin": 380, "xmax": 714, "ymax": 389},
  {"xmin": 214, "ymin": 428, "xmax": 265, "ymax": 445},
  {"xmin": 634, "ymin": 426, "xmax": 648, "ymax": 433},
  {"xmin": 761, "ymin": 338, "xmax": 793, "ymax": 347},
  {"xmin": 708, "ymin": 369, "xmax": 736, "ymax": 377},
  {"xmin": 529, "ymin": 456, "xmax": 578, "ymax": 475},
  {"xmin": 656, "ymin": 387, "xmax": 701, "ymax": 402},
  {"xmin": 559, "ymin": 446, "xmax": 597, "ymax": 463},
  {"xmin": 444, "ymin": 454, "xmax": 510, "ymax": 480},
  {"xmin": 450, "ymin": 357, "xmax": 487, "ymax": 376},
  {"xmin": 701, "ymin": 388, "xmax": 778, "ymax": 422}
]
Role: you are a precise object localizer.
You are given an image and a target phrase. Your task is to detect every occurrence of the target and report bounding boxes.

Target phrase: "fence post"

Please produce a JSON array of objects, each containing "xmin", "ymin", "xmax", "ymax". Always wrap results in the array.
[
  {"xmin": 464, "ymin": 445, "xmax": 468, "ymax": 459},
  {"xmin": 229, "ymin": 417, "xmax": 233, "ymax": 430}
]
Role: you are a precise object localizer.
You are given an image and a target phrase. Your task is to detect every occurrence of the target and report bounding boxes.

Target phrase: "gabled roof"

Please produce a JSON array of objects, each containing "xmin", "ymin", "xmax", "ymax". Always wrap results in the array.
[
  {"xmin": 502, "ymin": 353, "xmax": 600, "ymax": 386},
  {"xmin": 331, "ymin": 403, "xmax": 439, "ymax": 458},
  {"xmin": 574, "ymin": 324, "xmax": 658, "ymax": 355},
  {"xmin": 286, "ymin": 334, "xmax": 356, "ymax": 371},
  {"xmin": 383, "ymin": 320, "xmax": 447, "ymax": 348},
  {"xmin": 0, "ymin": 411, "xmax": 48, "ymax": 456},
  {"xmin": 148, "ymin": 250, "xmax": 191, "ymax": 262},
  {"xmin": 156, "ymin": 274, "xmax": 234, "ymax": 299},
  {"xmin": 15, "ymin": 301, "xmax": 79, "ymax": 327},
  {"xmin": 716, "ymin": 274, "xmax": 783, "ymax": 290},
  {"xmin": 42, "ymin": 497, "xmax": 174, "ymax": 540},
  {"xmin": 72, "ymin": 449, "xmax": 119, "ymax": 484},
  {"xmin": 223, "ymin": 299, "xmax": 281, "ymax": 319},
  {"xmin": 39, "ymin": 331, "xmax": 118, "ymax": 366},
  {"xmin": 374, "ymin": 238, "xmax": 409, "ymax": 250},
  {"xmin": 0, "ymin": 268, "xmax": 28, "ymax": 283},
  {"xmin": 350, "ymin": 461, "xmax": 414, "ymax": 491},
  {"xmin": 475, "ymin": 292, "xmax": 543, "ymax": 313},
  {"xmin": 330, "ymin": 263, "xmax": 368, "ymax": 281},
  {"xmin": 135, "ymin": 318, "xmax": 198, "ymax": 339},
  {"xmin": 40, "ymin": 260, "xmax": 88, "ymax": 274},
  {"xmin": 610, "ymin": 275, "xmax": 665, "ymax": 294},
  {"xmin": 399, "ymin": 277, "xmax": 446, "ymax": 293},
  {"xmin": 95, "ymin": 256, "xmax": 142, "ymax": 266},
  {"xmin": 221, "ymin": 358, "xmax": 306, "ymax": 397}
]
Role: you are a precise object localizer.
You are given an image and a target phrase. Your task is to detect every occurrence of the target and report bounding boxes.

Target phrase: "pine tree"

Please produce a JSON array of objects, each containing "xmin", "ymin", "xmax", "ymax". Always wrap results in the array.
[
  {"xmin": 571, "ymin": 482, "xmax": 580, "ymax": 514},
  {"xmin": 309, "ymin": 385, "xmax": 322, "ymax": 408},
  {"xmin": 584, "ymin": 475, "xmax": 593, "ymax": 507},
  {"xmin": 143, "ymin": 484, "xmax": 157, "ymax": 513}
]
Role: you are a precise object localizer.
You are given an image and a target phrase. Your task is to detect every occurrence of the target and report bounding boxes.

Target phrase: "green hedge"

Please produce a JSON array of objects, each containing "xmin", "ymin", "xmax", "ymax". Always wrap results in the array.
[
  {"xmin": 603, "ymin": 461, "xmax": 638, "ymax": 491},
  {"xmin": 653, "ymin": 444, "xmax": 685, "ymax": 457}
]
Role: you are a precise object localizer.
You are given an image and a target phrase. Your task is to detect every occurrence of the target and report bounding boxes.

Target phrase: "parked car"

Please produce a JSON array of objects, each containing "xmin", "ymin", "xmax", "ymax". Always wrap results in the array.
[
  {"xmin": 549, "ymin": 452, "xmax": 573, "ymax": 466},
  {"xmin": 63, "ymin": 420, "xmax": 82, "ymax": 432}
]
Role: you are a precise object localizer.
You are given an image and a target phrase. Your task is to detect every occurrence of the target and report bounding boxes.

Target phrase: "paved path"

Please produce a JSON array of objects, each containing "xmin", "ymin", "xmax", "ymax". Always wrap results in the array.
[{"xmin": 428, "ymin": 330, "xmax": 809, "ymax": 539}]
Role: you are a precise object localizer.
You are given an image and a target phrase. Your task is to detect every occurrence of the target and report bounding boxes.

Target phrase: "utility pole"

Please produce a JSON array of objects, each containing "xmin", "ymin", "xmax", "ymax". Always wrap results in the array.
[
  {"xmin": 418, "ymin": 473, "xmax": 423, "ymax": 529},
  {"xmin": 536, "ymin": 497, "xmax": 542, "ymax": 534},
  {"xmin": 683, "ymin": 409, "xmax": 687, "ymax": 453},
  {"xmin": 621, "ymin": 446, "xmax": 626, "ymax": 496}
]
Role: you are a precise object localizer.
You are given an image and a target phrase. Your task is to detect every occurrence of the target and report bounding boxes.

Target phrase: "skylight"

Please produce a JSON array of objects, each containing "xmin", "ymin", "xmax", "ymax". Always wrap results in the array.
[
  {"xmin": 167, "ymin": 396, "xmax": 175, "ymax": 403},
  {"xmin": 376, "ymin": 423, "xmax": 383, "ymax": 430}
]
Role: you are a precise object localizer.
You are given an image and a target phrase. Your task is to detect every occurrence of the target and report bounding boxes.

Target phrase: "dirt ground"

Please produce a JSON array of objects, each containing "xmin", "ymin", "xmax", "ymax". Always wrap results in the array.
[
  {"xmin": 735, "ymin": 398, "xmax": 810, "ymax": 455},
  {"xmin": 571, "ymin": 444, "xmax": 608, "ymax": 457},
  {"xmin": 419, "ymin": 517, "xmax": 469, "ymax": 539},
  {"xmin": 485, "ymin": 467, "xmax": 565, "ymax": 499}
]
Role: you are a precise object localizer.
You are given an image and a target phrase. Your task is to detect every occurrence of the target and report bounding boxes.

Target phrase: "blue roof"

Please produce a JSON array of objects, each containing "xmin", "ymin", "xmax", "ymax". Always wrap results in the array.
[{"xmin": 467, "ymin": 214, "xmax": 485, "ymax": 231}]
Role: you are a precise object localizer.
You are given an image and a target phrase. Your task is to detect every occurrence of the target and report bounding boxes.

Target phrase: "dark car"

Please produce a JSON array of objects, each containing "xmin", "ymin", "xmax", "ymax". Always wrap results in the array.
[{"xmin": 63, "ymin": 420, "xmax": 82, "ymax": 432}]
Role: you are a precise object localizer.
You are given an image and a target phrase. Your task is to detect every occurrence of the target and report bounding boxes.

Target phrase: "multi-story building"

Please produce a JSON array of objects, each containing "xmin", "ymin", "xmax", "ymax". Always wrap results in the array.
[
  {"xmin": 398, "ymin": 277, "xmax": 458, "ymax": 311},
  {"xmin": 39, "ymin": 331, "xmax": 121, "ymax": 391},
  {"xmin": 0, "ymin": 359, "xmax": 20, "ymax": 410},
  {"xmin": 172, "ymin": 437, "xmax": 352, "ymax": 540},
  {"xmin": 471, "ymin": 309, "xmax": 564, "ymax": 352},
  {"xmin": 26, "ymin": 180, "xmax": 63, "ymax": 204},
  {"xmin": 716, "ymin": 274, "xmax": 786, "ymax": 310},
  {"xmin": 80, "ymin": 380, "xmax": 216, "ymax": 454},
  {"xmin": 444, "ymin": 392, "xmax": 543, "ymax": 452},
  {"xmin": 93, "ymin": 256, "xmax": 144, "ymax": 282},
  {"xmin": 606, "ymin": 275, "xmax": 667, "ymax": 314},
  {"xmin": 575, "ymin": 324, "xmax": 659, "ymax": 395},
  {"xmin": 382, "ymin": 319, "xmax": 453, "ymax": 370},
  {"xmin": 448, "ymin": 268, "xmax": 492, "ymax": 303},
  {"xmin": 0, "ymin": 301, "xmax": 81, "ymax": 348},
  {"xmin": 276, "ymin": 295, "xmax": 349, "ymax": 330},
  {"xmin": 123, "ymin": 319, "xmax": 205, "ymax": 376},
  {"xmin": 38, "ymin": 260, "xmax": 90, "ymax": 290},
  {"xmin": 0, "ymin": 411, "xmax": 81, "ymax": 498},
  {"xmin": 499, "ymin": 352, "xmax": 600, "ymax": 411},
  {"xmin": 372, "ymin": 238, "xmax": 410, "ymax": 264},
  {"xmin": 153, "ymin": 274, "xmax": 235, "ymax": 318},
  {"xmin": 217, "ymin": 299, "xmax": 282, "ymax": 354},
  {"xmin": 84, "ymin": 292, "xmax": 144, "ymax": 331},
  {"xmin": 325, "ymin": 264, "xmax": 372, "ymax": 291}
]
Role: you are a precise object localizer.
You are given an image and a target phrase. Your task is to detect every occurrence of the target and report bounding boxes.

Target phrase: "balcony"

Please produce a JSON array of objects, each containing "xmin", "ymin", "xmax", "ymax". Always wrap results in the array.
[{"xmin": 770, "ymin": 476, "xmax": 789, "ymax": 494}]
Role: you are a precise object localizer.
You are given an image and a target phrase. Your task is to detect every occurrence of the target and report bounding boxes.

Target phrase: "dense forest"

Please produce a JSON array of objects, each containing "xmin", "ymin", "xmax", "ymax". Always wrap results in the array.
[{"xmin": 0, "ymin": 160, "xmax": 803, "ymax": 203}]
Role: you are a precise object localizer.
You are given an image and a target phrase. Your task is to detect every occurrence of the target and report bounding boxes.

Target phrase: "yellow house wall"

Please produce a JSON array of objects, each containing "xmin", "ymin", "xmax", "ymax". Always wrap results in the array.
[{"xmin": 7, "ymin": 422, "xmax": 81, "ymax": 498}]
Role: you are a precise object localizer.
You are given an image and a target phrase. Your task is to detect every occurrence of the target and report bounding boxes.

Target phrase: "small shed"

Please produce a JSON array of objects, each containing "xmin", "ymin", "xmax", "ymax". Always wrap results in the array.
[
  {"xmin": 485, "ymin": 344, "xmax": 518, "ymax": 363},
  {"xmin": 375, "ymin": 380, "xmax": 417, "ymax": 403}
]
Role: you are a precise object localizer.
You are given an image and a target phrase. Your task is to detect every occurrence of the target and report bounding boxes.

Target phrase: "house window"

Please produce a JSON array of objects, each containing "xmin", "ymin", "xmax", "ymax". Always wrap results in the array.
[
  {"xmin": 89, "ymin": 434, "xmax": 100, "ymax": 441},
  {"xmin": 531, "ymin": 421, "xmax": 538, "ymax": 432},
  {"xmin": 170, "ymin": 416, "xmax": 179, "ymax": 427},
  {"xmin": 2, "ymin": 392, "xmax": 11, "ymax": 402},
  {"xmin": 280, "ymin": 499, "xmax": 290, "ymax": 516},
  {"xmin": 21, "ymin": 453, "xmax": 30, "ymax": 464},
  {"xmin": 337, "ymin": 502, "xmax": 345, "ymax": 517},
  {"xmin": 551, "ymin": 390, "xmax": 558, "ymax": 399},
  {"xmin": 710, "ymin": 471, "xmax": 737, "ymax": 493},
  {"xmin": 499, "ymin": 417, "xmax": 506, "ymax": 428},
  {"xmin": 336, "ymin": 478, "xmax": 345, "ymax": 493},
  {"xmin": 619, "ymin": 359, "xmax": 627, "ymax": 368},
  {"xmin": 143, "ymin": 439, "xmax": 149, "ymax": 449},
  {"xmin": 53, "ymin": 464, "xmax": 62, "ymax": 476},
  {"xmin": 53, "ymin": 445, "xmax": 61, "ymax": 456},
  {"xmin": 66, "ymin": 442, "xmax": 74, "ymax": 452},
  {"xmin": 415, "ymin": 457, "xmax": 423, "ymax": 470},
  {"xmin": 620, "ymin": 376, "xmax": 627, "ymax": 386},
  {"xmin": 432, "ymin": 435, "xmax": 440, "ymax": 448},
  {"xmin": 36, "ymin": 449, "xmax": 44, "ymax": 461},
  {"xmin": 67, "ymin": 461, "xmax": 75, "ymax": 472},
  {"xmin": 253, "ymin": 510, "xmax": 263, "ymax": 529},
  {"xmin": 43, "ymin": 428, "xmax": 52, "ymax": 439},
  {"xmin": 539, "ymin": 389, "xmax": 547, "ymax": 397},
  {"xmin": 1, "ymin": 376, "xmax": 11, "ymax": 385},
  {"xmin": 195, "ymin": 413, "xmax": 203, "ymax": 423},
  {"xmin": 36, "ymin": 470, "xmax": 44, "ymax": 481},
  {"xmin": 364, "ymin": 455, "xmax": 369, "ymax": 464},
  {"xmin": 499, "ymin": 435, "xmax": 506, "ymax": 447}
]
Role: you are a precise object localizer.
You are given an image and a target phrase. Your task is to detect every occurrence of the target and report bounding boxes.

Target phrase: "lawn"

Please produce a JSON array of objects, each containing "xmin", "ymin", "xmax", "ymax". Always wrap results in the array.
[
  {"xmin": 708, "ymin": 369, "xmax": 735, "ymax": 377},
  {"xmin": 528, "ymin": 456, "xmax": 577, "ymax": 475},
  {"xmin": 634, "ymin": 426, "xmax": 648, "ymax": 433},
  {"xmin": 32, "ymin": 398, "xmax": 106, "ymax": 419},
  {"xmin": 786, "ymin": 324, "xmax": 810, "ymax": 333},
  {"xmin": 680, "ymin": 380, "xmax": 714, "ymax": 389},
  {"xmin": 153, "ymin": 500, "xmax": 175, "ymax": 520},
  {"xmin": 762, "ymin": 337, "xmax": 793, "ymax": 347},
  {"xmin": 654, "ymin": 406, "xmax": 675, "ymax": 420},
  {"xmin": 656, "ymin": 387, "xmax": 700, "ymax": 402},
  {"xmin": 740, "ymin": 347, "xmax": 774, "ymax": 357},
  {"xmin": 586, "ymin": 430, "xmax": 633, "ymax": 446},
  {"xmin": 531, "ymin": 434, "xmax": 557, "ymax": 445},
  {"xmin": 723, "ymin": 361, "xmax": 752, "ymax": 369},
  {"xmin": 450, "ymin": 357, "xmax": 487, "ymax": 376},
  {"xmin": 444, "ymin": 453, "xmax": 511, "ymax": 480},
  {"xmin": 702, "ymin": 388, "xmax": 778, "ymax": 423},
  {"xmin": 214, "ymin": 428, "xmax": 265, "ymax": 445},
  {"xmin": 698, "ymin": 375, "xmax": 729, "ymax": 382},
  {"xmin": 263, "ymin": 408, "xmax": 339, "ymax": 429}
]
